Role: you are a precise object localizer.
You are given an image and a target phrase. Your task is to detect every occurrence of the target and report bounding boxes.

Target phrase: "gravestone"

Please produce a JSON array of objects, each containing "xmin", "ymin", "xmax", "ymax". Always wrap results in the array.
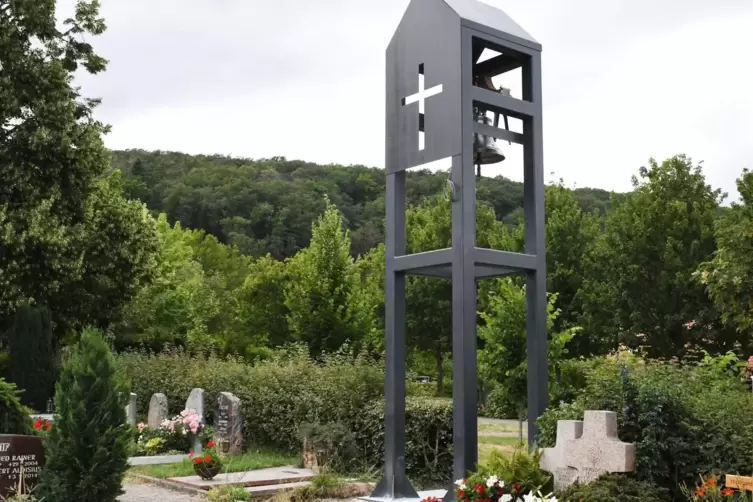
[
  {"xmin": 0, "ymin": 435, "xmax": 46, "ymax": 498},
  {"xmin": 147, "ymin": 393, "xmax": 169, "ymax": 429},
  {"xmin": 125, "ymin": 392, "xmax": 138, "ymax": 427},
  {"xmin": 540, "ymin": 410, "xmax": 636, "ymax": 489},
  {"xmin": 214, "ymin": 392, "xmax": 242, "ymax": 455},
  {"xmin": 185, "ymin": 388, "xmax": 205, "ymax": 454}
]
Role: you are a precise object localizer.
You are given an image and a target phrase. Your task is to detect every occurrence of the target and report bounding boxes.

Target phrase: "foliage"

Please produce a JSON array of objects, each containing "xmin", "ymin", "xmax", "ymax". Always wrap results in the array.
[
  {"xmin": 32, "ymin": 417, "xmax": 54, "ymax": 438},
  {"xmin": 680, "ymin": 474, "xmax": 746, "ymax": 501},
  {"xmin": 478, "ymin": 280, "xmax": 577, "ymax": 418},
  {"xmin": 452, "ymin": 472, "xmax": 526, "ymax": 502},
  {"xmin": 555, "ymin": 474, "xmax": 667, "ymax": 502},
  {"xmin": 0, "ymin": 0, "xmax": 158, "ymax": 344},
  {"xmin": 133, "ymin": 409, "xmax": 210, "ymax": 455},
  {"xmin": 38, "ymin": 328, "xmax": 132, "ymax": 502},
  {"xmin": 537, "ymin": 353, "xmax": 753, "ymax": 500},
  {"xmin": 113, "ymin": 149, "xmax": 618, "ymax": 261},
  {"xmin": 580, "ymin": 155, "xmax": 731, "ymax": 358},
  {"xmin": 8, "ymin": 304, "xmax": 54, "ymax": 412},
  {"xmin": 284, "ymin": 199, "xmax": 374, "ymax": 356},
  {"xmin": 208, "ymin": 485, "xmax": 251, "ymax": 502},
  {"xmin": 698, "ymin": 169, "xmax": 753, "ymax": 351},
  {"xmin": 0, "ymin": 378, "xmax": 32, "ymax": 435},
  {"xmin": 190, "ymin": 439, "xmax": 223, "ymax": 479},
  {"xmin": 356, "ymin": 397, "xmax": 453, "ymax": 482},
  {"xmin": 479, "ymin": 448, "xmax": 552, "ymax": 496},
  {"xmin": 116, "ymin": 346, "xmax": 450, "ymax": 481},
  {"xmin": 298, "ymin": 422, "xmax": 357, "ymax": 472}
]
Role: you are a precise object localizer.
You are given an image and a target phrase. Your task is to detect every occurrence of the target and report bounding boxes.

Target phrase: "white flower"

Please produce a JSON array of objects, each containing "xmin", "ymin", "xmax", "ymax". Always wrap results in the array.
[
  {"xmin": 486, "ymin": 475, "xmax": 499, "ymax": 488},
  {"xmin": 500, "ymin": 495, "xmax": 513, "ymax": 502},
  {"xmin": 549, "ymin": 497, "xmax": 558, "ymax": 502}
]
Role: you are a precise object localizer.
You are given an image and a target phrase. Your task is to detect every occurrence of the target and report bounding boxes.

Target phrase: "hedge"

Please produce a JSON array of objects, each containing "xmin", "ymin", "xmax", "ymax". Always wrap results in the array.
[
  {"xmin": 115, "ymin": 346, "xmax": 452, "ymax": 481},
  {"xmin": 537, "ymin": 353, "xmax": 753, "ymax": 501}
]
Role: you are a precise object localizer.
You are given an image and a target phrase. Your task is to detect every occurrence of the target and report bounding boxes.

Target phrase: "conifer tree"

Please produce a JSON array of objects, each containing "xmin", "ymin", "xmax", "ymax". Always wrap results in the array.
[
  {"xmin": 9, "ymin": 304, "xmax": 54, "ymax": 412},
  {"xmin": 38, "ymin": 328, "xmax": 131, "ymax": 502},
  {"xmin": 0, "ymin": 378, "xmax": 32, "ymax": 435}
]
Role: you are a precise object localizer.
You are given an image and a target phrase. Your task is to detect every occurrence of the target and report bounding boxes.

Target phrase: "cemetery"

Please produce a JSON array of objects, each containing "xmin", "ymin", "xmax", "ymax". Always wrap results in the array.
[{"xmin": 1, "ymin": 0, "xmax": 752, "ymax": 501}]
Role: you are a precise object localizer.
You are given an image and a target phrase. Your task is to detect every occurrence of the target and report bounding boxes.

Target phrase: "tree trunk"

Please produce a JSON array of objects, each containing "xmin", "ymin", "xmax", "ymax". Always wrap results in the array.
[{"xmin": 436, "ymin": 342, "xmax": 444, "ymax": 396}]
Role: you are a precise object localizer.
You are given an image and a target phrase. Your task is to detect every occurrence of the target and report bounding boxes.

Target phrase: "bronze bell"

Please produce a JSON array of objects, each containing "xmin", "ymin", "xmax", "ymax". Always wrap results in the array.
[
  {"xmin": 474, "ymin": 112, "xmax": 506, "ymax": 166},
  {"xmin": 473, "ymin": 75, "xmax": 510, "ymax": 176}
]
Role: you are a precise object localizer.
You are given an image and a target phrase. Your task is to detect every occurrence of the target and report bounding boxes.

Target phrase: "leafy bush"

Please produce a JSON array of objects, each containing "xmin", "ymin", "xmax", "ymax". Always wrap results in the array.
[
  {"xmin": 117, "ymin": 345, "xmax": 452, "ymax": 481},
  {"xmin": 8, "ymin": 303, "xmax": 54, "ymax": 412},
  {"xmin": 39, "ymin": 328, "xmax": 132, "ymax": 502},
  {"xmin": 555, "ymin": 474, "xmax": 666, "ymax": 501},
  {"xmin": 0, "ymin": 377, "xmax": 32, "ymax": 435},
  {"xmin": 480, "ymin": 448, "xmax": 551, "ymax": 495},
  {"xmin": 208, "ymin": 485, "xmax": 250, "ymax": 501},
  {"xmin": 537, "ymin": 353, "xmax": 753, "ymax": 501},
  {"xmin": 356, "ymin": 397, "xmax": 453, "ymax": 482}
]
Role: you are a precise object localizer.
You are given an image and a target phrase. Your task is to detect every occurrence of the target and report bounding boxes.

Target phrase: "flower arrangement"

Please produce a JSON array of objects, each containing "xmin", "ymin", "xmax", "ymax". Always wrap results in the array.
[
  {"xmin": 135, "ymin": 408, "xmax": 210, "ymax": 456},
  {"xmin": 32, "ymin": 417, "xmax": 53, "ymax": 438},
  {"xmin": 190, "ymin": 440, "xmax": 223, "ymax": 480},
  {"xmin": 680, "ymin": 474, "xmax": 744, "ymax": 501},
  {"xmin": 444, "ymin": 473, "xmax": 557, "ymax": 502}
]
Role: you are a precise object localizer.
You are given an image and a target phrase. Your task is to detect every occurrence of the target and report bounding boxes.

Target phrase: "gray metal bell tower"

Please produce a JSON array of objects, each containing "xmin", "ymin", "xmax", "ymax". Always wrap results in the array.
[{"xmin": 373, "ymin": 0, "xmax": 547, "ymax": 499}]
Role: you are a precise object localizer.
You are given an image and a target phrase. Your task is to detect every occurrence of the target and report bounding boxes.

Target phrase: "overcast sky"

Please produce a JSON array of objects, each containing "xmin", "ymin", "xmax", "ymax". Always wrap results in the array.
[{"xmin": 58, "ymin": 0, "xmax": 753, "ymax": 198}]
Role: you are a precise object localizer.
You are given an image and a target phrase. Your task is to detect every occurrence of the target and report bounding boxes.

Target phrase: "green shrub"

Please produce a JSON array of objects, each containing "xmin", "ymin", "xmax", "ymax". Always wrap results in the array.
[
  {"xmin": 555, "ymin": 474, "xmax": 666, "ymax": 501},
  {"xmin": 298, "ymin": 422, "xmax": 357, "ymax": 472},
  {"xmin": 207, "ymin": 485, "xmax": 250, "ymax": 501},
  {"xmin": 39, "ymin": 328, "xmax": 132, "ymax": 502},
  {"xmin": 8, "ymin": 304, "xmax": 55, "ymax": 412},
  {"xmin": 356, "ymin": 397, "xmax": 453, "ymax": 483},
  {"xmin": 480, "ymin": 448, "xmax": 551, "ymax": 495},
  {"xmin": 0, "ymin": 377, "xmax": 32, "ymax": 435},
  {"xmin": 537, "ymin": 353, "xmax": 753, "ymax": 501},
  {"xmin": 117, "ymin": 345, "xmax": 452, "ymax": 481}
]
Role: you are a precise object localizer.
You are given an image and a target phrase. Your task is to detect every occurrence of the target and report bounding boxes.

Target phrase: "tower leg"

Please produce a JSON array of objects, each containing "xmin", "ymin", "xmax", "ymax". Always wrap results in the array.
[{"xmin": 372, "ymin": 172, "xmax": 418, "ymax": 500}]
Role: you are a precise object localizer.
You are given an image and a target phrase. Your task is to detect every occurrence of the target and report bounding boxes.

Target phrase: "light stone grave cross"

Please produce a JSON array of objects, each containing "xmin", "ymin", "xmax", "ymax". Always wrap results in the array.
[{"xmin": 540, "ymin": 410, "xmax": 636, "ymax": 489}]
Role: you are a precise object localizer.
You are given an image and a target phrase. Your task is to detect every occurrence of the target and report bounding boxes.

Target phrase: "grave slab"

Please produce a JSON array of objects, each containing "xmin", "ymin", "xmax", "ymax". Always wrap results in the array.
[
  {"xmin": 168, "ymin": 465, "xmax": 314, "ymax": 491},
  {"xmin": 128, "ymin": 454, "xmax": 187, "ymax": 466}
]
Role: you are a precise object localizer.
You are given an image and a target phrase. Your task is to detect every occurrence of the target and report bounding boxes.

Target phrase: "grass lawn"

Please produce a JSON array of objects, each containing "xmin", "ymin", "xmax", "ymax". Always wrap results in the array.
[
  {"xmin": 129, "ymin": 449, "xmax": 298, "ymax": 478},
  {"xmin": 478, "ymin": 422, "xmax": 526, "ymax": 435},
  {"xmin": 478, "ymin": 435, "xmax": 524, "ymax": 447},
  {"xmin": 478, "ymin": 435, "xmax": 526, "ymax": 464}
]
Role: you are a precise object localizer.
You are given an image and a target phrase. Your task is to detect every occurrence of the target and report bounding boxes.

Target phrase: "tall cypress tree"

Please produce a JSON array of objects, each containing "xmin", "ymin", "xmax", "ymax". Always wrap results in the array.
[
  {"xmin": 9, "ymin": 304, "xmax": 54, "ymax": 412},
  {"xmin": 38, "ymin": 328, "xmax": 131, "ymax": 502}
]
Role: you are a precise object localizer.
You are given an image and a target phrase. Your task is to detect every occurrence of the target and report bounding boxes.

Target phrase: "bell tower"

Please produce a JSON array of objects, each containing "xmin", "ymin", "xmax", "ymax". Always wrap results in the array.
[{"xmin": 373, "ymin": 0, "xmax": 547, "ymax": 499}]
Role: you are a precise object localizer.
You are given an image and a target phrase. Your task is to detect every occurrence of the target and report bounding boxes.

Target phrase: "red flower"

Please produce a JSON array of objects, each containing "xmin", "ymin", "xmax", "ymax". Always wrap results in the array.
[
  {"xmin": 207, "ymin": 441, "xmax": 215, "ymax": 448},
  {"xmin": 457, "ymin": 490, "xmax": 465, "ymax": 499},
  {"xmin": 44, "ymin": 421, "xmax": 52, "ymax": 431},
  {"xmin": 474, "ymin": 483, "xmax": 485, "ymax": 495},
  {"xmin": 188, "ymin": 451, "xmax": 194, "ymax": 459},
  {"xmin": 33, "ymin": 419, "xmax": 42, "ymax": 430},
  {"xmin": 204, "ymin": 455, "xmax": 211, "ymax": 463},
  {"xmin": 193, "ymin": 457, "xmax": 203, "ymax": 464}
]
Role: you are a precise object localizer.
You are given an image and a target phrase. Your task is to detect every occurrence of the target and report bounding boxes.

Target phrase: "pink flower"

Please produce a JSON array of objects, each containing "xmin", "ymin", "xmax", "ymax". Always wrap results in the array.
[{"xmin": 137, "ymin": 423, "xmax": 146, "ymax": 433}]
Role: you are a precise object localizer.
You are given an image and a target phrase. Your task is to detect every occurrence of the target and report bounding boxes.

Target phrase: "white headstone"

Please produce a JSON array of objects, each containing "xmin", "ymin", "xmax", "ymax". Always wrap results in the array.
[
  {"xmin": 540, "ymin": 410, "xmax": 636, "ymax": 489},
  {"xmin": 125, "ymin": 392, "xmax": 138, "ymax": 427},
  {"xmin": 185, "ymin": 388, "xmax": 205, "ymax": 454},
  {"xmin": 147, "ymin": 393, "xmax": 169, "ymax": 429}
]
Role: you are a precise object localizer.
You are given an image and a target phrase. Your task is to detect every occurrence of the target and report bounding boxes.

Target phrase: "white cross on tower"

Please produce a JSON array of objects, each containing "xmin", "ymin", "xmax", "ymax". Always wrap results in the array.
[{"xmin": 402, "ymin": 64, "xmax": 443, "ymax": 151}]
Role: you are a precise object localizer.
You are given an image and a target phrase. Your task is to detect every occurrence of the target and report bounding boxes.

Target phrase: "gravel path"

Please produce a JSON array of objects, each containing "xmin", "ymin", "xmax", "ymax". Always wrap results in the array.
[{"xmin": 120, "ymin": 480, "xmax": 204, "ymax": 501}]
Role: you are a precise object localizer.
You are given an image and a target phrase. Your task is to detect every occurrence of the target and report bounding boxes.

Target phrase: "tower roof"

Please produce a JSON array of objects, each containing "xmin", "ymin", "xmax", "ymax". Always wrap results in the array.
[{"xmin": 442, "ymin": 0, "xmax": 540, "ymax": 50}]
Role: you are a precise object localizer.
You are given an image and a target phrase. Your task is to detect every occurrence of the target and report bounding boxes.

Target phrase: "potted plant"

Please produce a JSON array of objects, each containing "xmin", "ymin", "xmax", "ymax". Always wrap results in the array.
[
  {"xmin": 190, "ymin": 440, "xmax": 223, "ymax": 480},
  {"xmin": 429, "ymin": 472, "xmax": 557, "ymax": 502}
]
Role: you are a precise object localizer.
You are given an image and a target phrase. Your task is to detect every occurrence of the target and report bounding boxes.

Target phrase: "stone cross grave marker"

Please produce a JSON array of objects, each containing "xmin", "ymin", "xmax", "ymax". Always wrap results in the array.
[
  {"xmin": 0, "ymin": 434, "xmax": 46, "ymax": 498},
  {"xmin": 147, "ymin": 393, "xmax": 169, "ymax": 429},
  {"xmin": 185, "ymin": 388, "xmax": 205, "ymax": 454},
  {"xmin": 125, "ymin": 392, "xmax": 137, "ymax": 427},
  {"xmin": 214, "ymin": 392, "xmax": 243, "ymax": 455},
  {"xmin": 540, "ymin": 410, "xmax": 636, "ymax": 489}
]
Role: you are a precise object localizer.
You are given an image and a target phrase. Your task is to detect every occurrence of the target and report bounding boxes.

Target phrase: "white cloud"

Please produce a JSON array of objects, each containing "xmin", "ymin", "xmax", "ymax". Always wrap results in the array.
[{"xmin": 59, "ymin": 0, "xmax": 753, "ymax": 197}]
